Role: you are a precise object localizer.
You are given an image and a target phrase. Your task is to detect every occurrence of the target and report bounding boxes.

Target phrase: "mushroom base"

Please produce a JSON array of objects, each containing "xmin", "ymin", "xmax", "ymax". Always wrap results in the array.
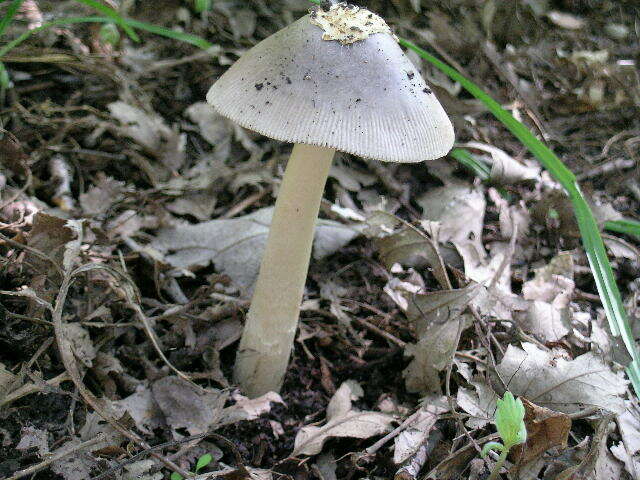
[{"xmin": 233, "ymin": 143, "xmax": 336, "ymax": 397}]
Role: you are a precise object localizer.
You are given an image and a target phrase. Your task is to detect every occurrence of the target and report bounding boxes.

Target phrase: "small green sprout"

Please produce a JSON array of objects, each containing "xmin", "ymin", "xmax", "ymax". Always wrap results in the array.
[
  {"xmin": 170, "ymin": 453, "xmax": 214, "ymax": 480},
  {"xmin": 481, "ymin": 392, "xmax": 527, "ymax": 480}
]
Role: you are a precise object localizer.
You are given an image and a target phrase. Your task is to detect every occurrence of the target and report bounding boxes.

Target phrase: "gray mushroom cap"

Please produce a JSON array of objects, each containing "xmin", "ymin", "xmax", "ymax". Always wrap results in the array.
[{"xmin": 207, "ymin": 7, "xmax": 454, "ymax": 163}]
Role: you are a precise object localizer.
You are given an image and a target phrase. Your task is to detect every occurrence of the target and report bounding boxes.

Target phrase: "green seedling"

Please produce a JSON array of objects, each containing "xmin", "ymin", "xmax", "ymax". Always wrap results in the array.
[
  {"xmin": 481, "ymin": 392, "xmax": 527, "ymax": 480},
  {"xmin": 170, "ymin": 453, "xmax": 214, "ymax": 480}
]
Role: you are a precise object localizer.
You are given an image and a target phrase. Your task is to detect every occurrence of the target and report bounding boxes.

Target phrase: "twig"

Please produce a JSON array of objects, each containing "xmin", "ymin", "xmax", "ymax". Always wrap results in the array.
[
  {"xmin": 576, "ymin": 157, "xmax": 637, "ymax": 181},
  {"xmin": 221, "ymin": 188, "xmax": 269, "ymax": 219},
  {"xmin": 352, "ymin": 316, "xmax": 406, "ymax": 348},
  {"xmin": 0, "ymin": 372, "xmax": 70, "ymax": 408},
  {"xmin": 0, "ymin": 231, "xmax": 64, "ymax": 276},
  {"xmin": 7, "ymin": 434, "xmax": 107, "ymax": 480},
  {"xmin": 92, "ymin": 431, "xmax": 243, "ymax": 480},
  {"xmin": 52, "ymin": 264, "xmax": 191, "ymax": 478},
  {"xmin": 425, "ymin": 433, "xmax": 499, "ymax": 479},
  {"xmin": 366, "ymin": 409, "xmax": 423, "ymax": 455}
]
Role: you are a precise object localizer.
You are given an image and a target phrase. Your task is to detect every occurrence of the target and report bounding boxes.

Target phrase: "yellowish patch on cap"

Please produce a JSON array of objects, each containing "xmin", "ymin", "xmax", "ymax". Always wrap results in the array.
[{"xmin": 309, "ymin": 2, "xmax": 396, "ymax": 45}]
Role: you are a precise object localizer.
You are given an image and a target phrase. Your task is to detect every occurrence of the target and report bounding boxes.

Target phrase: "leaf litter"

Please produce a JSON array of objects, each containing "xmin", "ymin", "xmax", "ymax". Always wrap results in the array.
[{"xmin": 1, "ymin": 1, "xmax": 639, "ymax": 479}]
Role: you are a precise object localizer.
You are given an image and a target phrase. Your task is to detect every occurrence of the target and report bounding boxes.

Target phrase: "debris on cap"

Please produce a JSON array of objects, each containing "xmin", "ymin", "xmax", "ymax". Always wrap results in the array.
[{"xmin": 309, "ymin": 2, "xmax": 397, "ymax": 45}]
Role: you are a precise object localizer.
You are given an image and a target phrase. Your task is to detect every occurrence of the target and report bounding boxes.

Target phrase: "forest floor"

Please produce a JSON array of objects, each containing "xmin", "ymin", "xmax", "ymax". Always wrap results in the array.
[{"xmin": 1, "ymin": 1, "xmax": 639, "ymax": 479}]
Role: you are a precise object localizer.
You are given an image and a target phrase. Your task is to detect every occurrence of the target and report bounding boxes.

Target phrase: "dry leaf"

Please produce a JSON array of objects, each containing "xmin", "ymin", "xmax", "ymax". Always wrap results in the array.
[
  {"xmin": 27, "ymin": 212, "xmax": 74, "ymax": 270},
  {"xmin": 152, "ymin": 376, "xmax": 223, "ymax": 435},
  {"xmin": 220, "ymin": 391, "xmax": 284, "ymax": 424},
  {"xmin": 456, "ymin": 380, "xmax": 498, "ymax": 429},
  {"xmin": 496, "ymin": 343, "xmax": 627, "ymax": 414},
  {"xmin": 112, "ymin": 385, "xmax": 164, "ymax": 435},
  {"xmin": 79, "ymin": 174, "xmax": 126, "ymax": 216},
  {"xmin": 293, "ymin": 380, "xmax": 395, "ymax": 456},
  {"xmin": 512, "ymin": 399, "xmax": 571, "ymax": 467},
  {"xmin": 314, "ymin": 453, "xmax": 338, "ymax": 480},
  {"xmin": 402, "ymin": 285, "xmax": 478, "ymax": 395},
  {"xmin": 418, "ymin": 181, "xmax": 485, "ymax": 251},
  {"xmin": 520, "ymin": 254, "xmax": 574, "ymax": 342},
  {"xmin": 547, "ymin": 10, "xmax": 585, "ymax": 29},
  {"xmin": 123, "ymin": 459, "xmax": 163, "ymax": 480},
  {"xmin": 393, "ymin": 403, "xmax": 446, "ymax": 464},
  {"xmin": 64, "ymin": 323, "xmax": 97, "ymax": 368},
  {"xmin": 185, "ymin": 102, "xmax": 232, "ymax": 148},
  {"xmin": 0, "ymin": 362, "xmax": 17, "ymax": 399},
  {"xmin": 406, "ymin": 284, "xmax": 481, "ymax": 337},
  {"xmin": 150, "ymin": 207, "xmax": 361, "ymax": 293},
  {"xmin": 375, "ymin": 227, "xmax": 450, "ymax": 290},
  {"xmin": 461, "ymin": 142, "xmax": 540, "ymax": 183},
  {"xmin": 16, "ymin": 426, "xmax": 49, "ymax": 457},
  {"xmin": 108, "ymin": 101, "xmax": 185, "ymax": 170},
  {"xmin": 50, "ymin": 439, "xmax": 96, "ymax": 480}
]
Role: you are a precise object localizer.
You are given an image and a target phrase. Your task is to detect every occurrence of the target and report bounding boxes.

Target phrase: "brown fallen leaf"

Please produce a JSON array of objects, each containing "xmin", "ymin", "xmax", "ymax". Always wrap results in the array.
[{"xmin": 512, "ymin": 398, "xmax": 571, "ymax": 467}]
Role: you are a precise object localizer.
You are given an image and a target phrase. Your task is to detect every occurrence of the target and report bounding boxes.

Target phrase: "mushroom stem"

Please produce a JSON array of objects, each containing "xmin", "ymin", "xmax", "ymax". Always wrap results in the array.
[{"xmin": 234, "ymin": 143, "xmax": 336, "ymax": 397}]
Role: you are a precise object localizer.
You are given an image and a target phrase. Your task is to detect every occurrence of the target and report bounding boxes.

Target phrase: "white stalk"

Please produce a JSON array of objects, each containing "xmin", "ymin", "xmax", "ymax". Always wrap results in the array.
[{"xmin": 234, "ymin": 143, "xmax": 336, "ymax": 397}]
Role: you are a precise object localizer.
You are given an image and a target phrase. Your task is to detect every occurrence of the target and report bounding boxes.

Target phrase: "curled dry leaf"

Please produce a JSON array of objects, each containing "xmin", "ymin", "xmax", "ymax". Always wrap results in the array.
[
  {"xmin": 293, "ymin": 380, "xmax": 395, "ymax": 456},
  {"xmin": 547, "ymin": 10, "xmax": 586, "ymax": 29},
  {"xmin": 610, "ymin": 401, "xmax": 640, "ymax": 478},
  {"xmin": 220, "ymin": 391, "xmax": 284, "ymax": 425},
  {"xmin": 495, "ymin": 343, "xmax": 627, "ymax": 414},
  {"xmin": 460, "ymin": 142, "xmax": 540, "ymax": 183},
  {"xmin": 329, "ymin": 159, "xmax": 377, "ymax": 192},
  {"xmin": 512, "ymin": 398, "xmax": 571, "ymax": 468}
]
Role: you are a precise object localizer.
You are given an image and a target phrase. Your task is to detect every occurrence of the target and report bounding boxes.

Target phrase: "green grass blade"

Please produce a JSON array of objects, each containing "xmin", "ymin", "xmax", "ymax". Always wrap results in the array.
[
  {"xmin": 306, "ymin": 0, "xmax": 638, "ymax": 392},
  {"xmin": 0, "ymin": 0, "xmax": 25, "ymax": 38},
  {"xmin": 0, "ymin": 16, "xmax": 212, "ymax": 59},
  {"xmin": 0, "ymin": 17, "xmax": 102, "ymax": 57},
  {"xmin": 605, "ymin": 219, "xmax": 640, "ymax": 239},
  {"xmin": 399, "ymin": 39, "xmax": 576, "ymax": 185},
  {"xmin": 399, "ymin": 37, "xmax": 639, "ymax": 393},
  {"xmin": 122, "ymin": 18, "xmax": 212, "ymax": 49},
  {"xmin": 450, "ymin": 148, "xmax": 491, "ymax": 180},
  {"xmin": 73, "ymin": 0, "xmax": 139, "ymax": 42}
]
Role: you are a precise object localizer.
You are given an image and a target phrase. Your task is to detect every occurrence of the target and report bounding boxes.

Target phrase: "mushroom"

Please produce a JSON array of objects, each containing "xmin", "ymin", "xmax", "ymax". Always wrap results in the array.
[{"xmin": 207, "ymin": 2, "xmax": 454, "ymax": 397}]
